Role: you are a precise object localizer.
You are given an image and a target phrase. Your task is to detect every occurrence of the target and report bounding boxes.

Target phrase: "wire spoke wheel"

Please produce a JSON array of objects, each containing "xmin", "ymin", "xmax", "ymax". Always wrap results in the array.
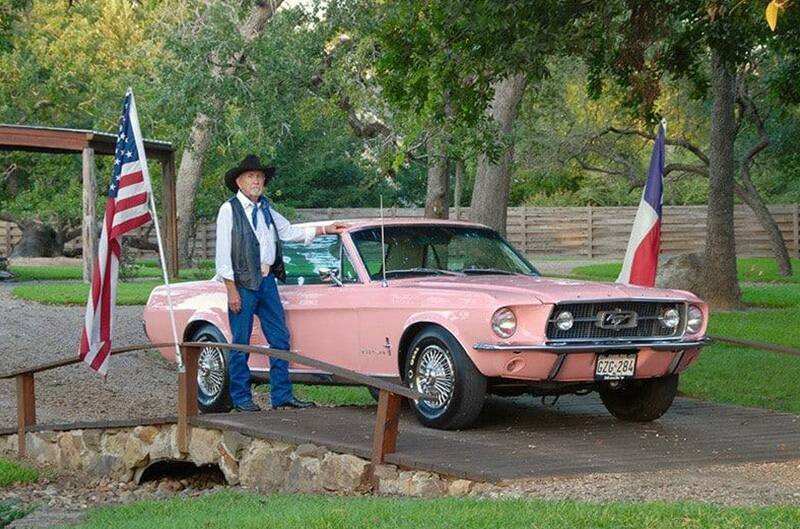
[
  {"xmin": 197, "ymin": 342, "xmax": 226, "ymax": 400},
  {"xmin": 412, "ymin": 344, "xmax": 455, "ymax": 410},
  {"xmin": 404, "ymin": 325, "xmax": 486, "ymax": 430}
]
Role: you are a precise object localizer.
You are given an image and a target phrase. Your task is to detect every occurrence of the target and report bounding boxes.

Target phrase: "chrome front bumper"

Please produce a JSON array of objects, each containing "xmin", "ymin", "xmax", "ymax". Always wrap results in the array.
[{"xmin": 473, "ymin": 338, "xmax": 711, "ymax": 353}]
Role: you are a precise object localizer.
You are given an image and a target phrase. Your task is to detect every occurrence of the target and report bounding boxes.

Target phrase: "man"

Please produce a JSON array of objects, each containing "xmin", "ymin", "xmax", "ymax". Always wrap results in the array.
[{"xmin": 215, "ymin": 154, "xmax": 346, "ymax": 412}]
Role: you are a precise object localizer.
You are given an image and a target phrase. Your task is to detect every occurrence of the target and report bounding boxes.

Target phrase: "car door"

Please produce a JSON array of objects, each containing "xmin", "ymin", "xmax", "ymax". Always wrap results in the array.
[{"xmin": 254, "ymin": 235, "xmax": 362, "ymax": 374}]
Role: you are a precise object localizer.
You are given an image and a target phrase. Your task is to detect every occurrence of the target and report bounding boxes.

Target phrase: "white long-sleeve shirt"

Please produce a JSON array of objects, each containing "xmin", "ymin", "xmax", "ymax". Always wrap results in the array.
[{"xmin": 215, "ymin": 191, "xmax": 315, "ymax": 281}]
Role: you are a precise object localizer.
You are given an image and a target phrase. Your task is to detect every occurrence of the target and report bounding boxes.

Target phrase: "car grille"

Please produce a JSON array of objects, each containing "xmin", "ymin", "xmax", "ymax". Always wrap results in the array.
[{"xmin": 546, "ymin": 301, "xmax": 685, "ymax": 342}]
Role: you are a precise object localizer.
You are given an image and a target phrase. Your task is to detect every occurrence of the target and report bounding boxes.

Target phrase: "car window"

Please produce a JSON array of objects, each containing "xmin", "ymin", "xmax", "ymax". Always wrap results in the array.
[
  {"xmin": 341, "ymin": 247, "xmax": 359, "ymax": 283},
  {"xmin": 282, "ymin": 235, "xmax": 340, "ymax": 285},
  {"xmin": 355, "ymin": 239, "xmax": 387, "ymax": 277},
  {"xmin": 350, "ymin": 225, "xmax": 538, "ymax": 280}
]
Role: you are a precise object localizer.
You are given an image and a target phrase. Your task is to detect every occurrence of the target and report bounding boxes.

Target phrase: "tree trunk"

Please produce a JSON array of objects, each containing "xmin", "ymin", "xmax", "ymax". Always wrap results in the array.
[
  {"xmin": 704, "ymin": 51, "xmax": 742, "ymax": 309},
  {"xmin": 424, "ymin": 137, "xmax": 449, "ymax": 219},
  {"xmin": 10, "ymin": 221, "xmax": 62, "ymax": 258},
  {"xmin": 174, "ymin": 0, "xmax": 284, "ymax": 265},
  {"xmin": 733, "ymin": 183, "xmax": 793, "ymax": 276},
  {"xmin": 469, "ymin": 74, "xmax": 527, "ymax": 235},
  {"xmin": 176, "ymin": 109, "xmax": 218, "ymax": 265},
  {"xmin": 453, "ymin": 159, "xmax": 464, "ymax": 220}
]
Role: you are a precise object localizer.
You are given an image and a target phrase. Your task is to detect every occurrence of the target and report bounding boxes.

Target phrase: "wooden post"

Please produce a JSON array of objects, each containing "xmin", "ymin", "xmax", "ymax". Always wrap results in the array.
[
  {"xmin": 371, "ymin": 389, "xmax": 401, "ymax": 464},
  {"xmin": 82, "ymin": 147, "xmax": 97, "ymax": 283},
  {"xmin": 177, "ymin": 345, "xmax": 199, "ymax": 454},
  {"xmin": 587, "ymin": 205, "xmax": 594, "ymax": 259},
  {"xmin": 519, "ymin": 207, "xmax": 527, "ymax": 257},
  {"xmin": 16, "ymin": 373, "xmax": 35, "ymax": 457}
]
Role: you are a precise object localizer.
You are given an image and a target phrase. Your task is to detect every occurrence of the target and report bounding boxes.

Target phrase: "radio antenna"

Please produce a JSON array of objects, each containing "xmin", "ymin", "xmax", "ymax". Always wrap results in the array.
[{"xmin": 380, "ymin": 195, "xmax": 388, "ymax": 287}]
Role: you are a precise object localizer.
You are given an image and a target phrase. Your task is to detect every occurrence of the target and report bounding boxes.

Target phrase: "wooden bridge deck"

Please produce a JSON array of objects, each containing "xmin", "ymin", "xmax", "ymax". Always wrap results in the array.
[{"xmin": 192, "ymin": 394, "xmax": 800, "ymax": 482}]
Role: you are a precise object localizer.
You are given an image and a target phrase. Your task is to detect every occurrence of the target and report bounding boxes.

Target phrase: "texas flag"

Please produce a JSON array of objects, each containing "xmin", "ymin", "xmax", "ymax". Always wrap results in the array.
[{"xmin": 617, "ymin": 121, "xmax": 665, "ymax": 287}]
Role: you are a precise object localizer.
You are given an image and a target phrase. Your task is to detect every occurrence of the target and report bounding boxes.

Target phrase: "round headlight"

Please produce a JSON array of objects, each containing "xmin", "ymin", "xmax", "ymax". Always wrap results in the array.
[
  {"xmin": 491, "ymin": 308, "xmax": 517, "ymax": 338},
  {"xmin": 686, "ymin": 305, "xmax": 704, "ymax": 334},
  {"xmin": 555, "ymin": 311, "xmax": 574, "ymax": 331},
  {"xmin": 660, "ymin": 308, "xmax": 680, "ymax": 329}
]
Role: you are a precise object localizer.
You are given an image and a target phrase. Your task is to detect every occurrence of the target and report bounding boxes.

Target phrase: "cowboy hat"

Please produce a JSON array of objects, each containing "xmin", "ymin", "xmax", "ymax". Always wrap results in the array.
[{"xmin": 224, "ymin": 154, "xmax": 276, "ymax": 193}]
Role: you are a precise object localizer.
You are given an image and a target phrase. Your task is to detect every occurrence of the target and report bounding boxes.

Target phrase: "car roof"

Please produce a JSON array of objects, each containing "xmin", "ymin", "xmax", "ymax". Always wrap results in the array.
[{"xmin": 294, "ymin": 218, "xmax": 489, "ymax": 230}]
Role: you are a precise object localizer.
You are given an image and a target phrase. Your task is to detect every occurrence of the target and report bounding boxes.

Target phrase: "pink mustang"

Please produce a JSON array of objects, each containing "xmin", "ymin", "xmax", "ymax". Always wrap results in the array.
[{"xmin": 144, "ymin": 219, "xmax": 708, "ymax": 430}]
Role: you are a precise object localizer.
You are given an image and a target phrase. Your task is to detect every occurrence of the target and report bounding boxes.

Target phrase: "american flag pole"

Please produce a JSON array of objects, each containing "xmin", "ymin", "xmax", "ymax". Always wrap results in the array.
[{"xmin": 127, "ymin": 90, "xmax": 184, "ymax": 372}]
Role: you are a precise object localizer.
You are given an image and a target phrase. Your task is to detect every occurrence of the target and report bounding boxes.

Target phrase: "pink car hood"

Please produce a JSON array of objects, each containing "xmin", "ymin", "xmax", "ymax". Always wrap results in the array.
[{"xmin": 391, "ymin": 275, "xmax": 699, "ymax": 305}]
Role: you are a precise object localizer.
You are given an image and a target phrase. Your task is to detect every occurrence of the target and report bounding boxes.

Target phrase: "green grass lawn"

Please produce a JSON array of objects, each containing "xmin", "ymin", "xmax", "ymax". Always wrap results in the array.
[
  {"xmin": 0, "ymin": 457, "xmax": 39, "ymax": 487},
  {"xmin": 568, "ymin": 257, "xmax": 800, "ymax": 283},
  {"xmin": 55, "ymin": 491, "xmax": 800, "ymax": 529},
  {"xmin": 8, "ymin": 265, "xmax": 167, "ymax": 281},
  {"xmin": 679, "ymin": 283, "xmax": 800, "ymax": 412},
  {"xmin": 12, "ymin": 281, "xmax": 180, "ymax": 306},
  {"xmin": 254, "ymin": 384, "xmax": 376, "ymax": 407},
  {"xmin": 8, "ymin": 264, "xmax": 212, "ymax": 282}
]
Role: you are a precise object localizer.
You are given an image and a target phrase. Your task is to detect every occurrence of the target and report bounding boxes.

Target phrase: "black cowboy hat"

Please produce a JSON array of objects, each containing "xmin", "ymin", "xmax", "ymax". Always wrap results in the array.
[{"xmin": 224, "ymin": 154, "xmax": 276, "ymax": 193}]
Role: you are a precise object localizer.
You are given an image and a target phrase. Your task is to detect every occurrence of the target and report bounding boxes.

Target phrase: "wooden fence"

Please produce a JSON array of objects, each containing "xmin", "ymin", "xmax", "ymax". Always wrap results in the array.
[{"xmin": 2, "ymin": 204, "xmax": 799, "ymax": 260}]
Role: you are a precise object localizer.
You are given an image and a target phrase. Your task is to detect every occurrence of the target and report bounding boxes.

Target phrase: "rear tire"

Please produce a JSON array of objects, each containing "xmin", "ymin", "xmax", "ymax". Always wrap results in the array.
[
  {"xmin": 599, "ymin": 374, "xmax": 678, "ymax": 422},
  {"xmin": 404, "ymin": 325, "xmax": 486, "ymax": 430},
  {"xmin": 192, "ymin": 324, "xmax": 232, "ymax": 413}
]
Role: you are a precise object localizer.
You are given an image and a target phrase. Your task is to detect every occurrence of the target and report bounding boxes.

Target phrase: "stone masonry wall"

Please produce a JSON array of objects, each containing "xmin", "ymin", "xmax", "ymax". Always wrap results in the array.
[{"xmin": 0, "ymin": 426, "xmax": 484, "ymax": 497}]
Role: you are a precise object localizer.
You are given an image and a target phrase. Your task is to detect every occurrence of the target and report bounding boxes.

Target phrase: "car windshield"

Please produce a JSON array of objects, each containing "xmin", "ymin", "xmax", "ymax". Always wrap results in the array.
[{"xmin": 350, "ymin": 225, "xmax": 539, "ymax": 280}]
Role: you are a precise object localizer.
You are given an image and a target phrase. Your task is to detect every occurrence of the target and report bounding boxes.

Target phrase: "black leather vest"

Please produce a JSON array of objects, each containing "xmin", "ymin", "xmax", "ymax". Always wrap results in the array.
[{"xmin": 228, "ymin": 197, "xmax": 286, "ymax": 291}]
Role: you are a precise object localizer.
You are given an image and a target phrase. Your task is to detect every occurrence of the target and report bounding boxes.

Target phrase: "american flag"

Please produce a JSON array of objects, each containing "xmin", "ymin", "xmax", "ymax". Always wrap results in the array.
[
  {"xmin": 617, "ymin": 120, "xmax": 665, "ymax": 287},
  {"xmin": 79, "ymin": 90, "xmax": 153, "ymax": 375}
]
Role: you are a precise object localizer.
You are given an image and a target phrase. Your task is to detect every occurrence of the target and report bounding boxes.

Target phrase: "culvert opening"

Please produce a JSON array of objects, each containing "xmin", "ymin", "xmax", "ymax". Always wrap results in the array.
[{"xmin": 136, "ymin": 460, "xmax": 226, "ymax": 490}]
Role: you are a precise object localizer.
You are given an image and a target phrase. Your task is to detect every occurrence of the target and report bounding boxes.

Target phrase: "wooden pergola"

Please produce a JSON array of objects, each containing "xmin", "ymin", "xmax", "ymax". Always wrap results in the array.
[{"xmin": 0, "ymin": 124, "xmax": 178, "ymax": 279}]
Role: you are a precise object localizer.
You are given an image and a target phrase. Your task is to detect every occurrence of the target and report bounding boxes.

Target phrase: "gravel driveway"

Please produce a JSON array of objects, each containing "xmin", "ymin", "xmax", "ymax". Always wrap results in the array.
[{"xmin": 0, "ymin": 282, "xmax": 177, "ymax": 427}]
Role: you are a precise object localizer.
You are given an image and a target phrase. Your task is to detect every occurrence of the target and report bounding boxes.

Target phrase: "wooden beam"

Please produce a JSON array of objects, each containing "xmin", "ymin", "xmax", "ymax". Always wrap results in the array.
[
  {"xmin": 0, "ymin": 342, "xmax": 176, "ymax": 380},
  {"xmin": 16, "ymin": 373, "xmax": 35, "ymax": 457},
  {"xmin": 177, "ymin": 345, "xmax": 199, "ymax": 454},
  {"xmin": 82, "ymin": 147, "xmax": 98, "ymax": 283},
  {"xmin": 182, "ymin": 341, "xmax": 426, "ymax": 401},
  {"xmin": 371, "ymin": 389, "xmax": 401, "ymax": 464}
]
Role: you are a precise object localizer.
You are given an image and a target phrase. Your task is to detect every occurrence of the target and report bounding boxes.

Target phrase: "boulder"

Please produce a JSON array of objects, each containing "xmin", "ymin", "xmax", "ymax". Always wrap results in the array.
[
  {"xmin": 188, "ymin": 428, "xmax": 222, "ymax": 466},
  {"xmin": 284, "ymin": 457, "xmax": 322, "ymax": 493},
  {"xmin": 135, "ymin": 426, "xmax": 160, "ymax": 445},
  {"xmin": 406, "ymin": 471, "xmax": 445, "ymax": 497},
  {"xmin": 294, "ymin": 443, "xmax": 327, "ymax": 459},
  {"xmin": 217, "ymin": 443, "xmax": 240, "ymax": 485},
  {"xmin": 57, "ymin": 432, "xmax": 82, "ymax": 469},
  {"xmin": 222, "ymin": 430, "xmax": 249, "ymax": 459},
  {"xmin": 320, "ymin": 453, "xmax": 370, "ymax": 492},
  {"xmin": 82, "ymin": 430, "xmax": 102, "ymax": 451},
  {"xmin": 25, "ymin": 434, "xmax": 58, "ymax": 465},
  {"xmin": 148, "ymin": 426, "xmax": 180, "ymax": 460},
  {"xmin": 447, "ymin": 479, "xmax": 473, "ymax": 496},
  {"xmin": 655, "ymin": 253, "xmax": 705, "ymax": 296},
  {"xmin": 239, "ymin": 440, "xmax": 293, "ymax": 490}
]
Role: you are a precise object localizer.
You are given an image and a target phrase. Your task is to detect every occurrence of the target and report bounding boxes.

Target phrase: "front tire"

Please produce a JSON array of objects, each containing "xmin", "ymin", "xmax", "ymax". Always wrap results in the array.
[
  {"xmin": 599, "ymin": 374, "xmax": 678, "ymax": 422},
  {"xmin": 192, "ymin": 324, "xmax": 232, "ymax": 413},
  {"xmin": 404, "ymin": 325, "xmax": 486, "ymax": 430}
]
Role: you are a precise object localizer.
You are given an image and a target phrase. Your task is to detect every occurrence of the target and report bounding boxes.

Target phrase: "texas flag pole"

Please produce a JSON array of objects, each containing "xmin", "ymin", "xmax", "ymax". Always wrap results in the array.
[{"xmin": 617, "ymin": 119, "xmax": 666, "ymax": 287}]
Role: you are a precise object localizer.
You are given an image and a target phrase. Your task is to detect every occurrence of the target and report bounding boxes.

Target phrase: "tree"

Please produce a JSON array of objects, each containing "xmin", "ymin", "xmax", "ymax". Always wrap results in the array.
[
  {"xmin": 169, "ymin": 0, "xmax": 284, "ymax": 265},
  {"xmin": 0, "ymin": 0, "xmax": 169, "ymax": 256},
  {"xmin": 370, "ymin": 1, "xmax": 594, "ymax": 230},
  {"xmin": 577, "ymin": 0, "xmax": 800, "ymax": 309}
]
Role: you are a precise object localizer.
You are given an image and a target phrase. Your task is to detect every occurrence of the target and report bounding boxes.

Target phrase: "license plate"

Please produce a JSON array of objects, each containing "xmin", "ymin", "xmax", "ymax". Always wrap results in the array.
[{"xmin": 595, "ymin": 353, "xmax": 637, "ymax": 380}]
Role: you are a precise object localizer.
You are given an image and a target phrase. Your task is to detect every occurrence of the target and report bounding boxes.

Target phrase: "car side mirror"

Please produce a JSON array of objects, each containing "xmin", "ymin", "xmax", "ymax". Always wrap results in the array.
[{"xmin": 318, "ymin": 267, "xmax": 343, "ymax": 287}]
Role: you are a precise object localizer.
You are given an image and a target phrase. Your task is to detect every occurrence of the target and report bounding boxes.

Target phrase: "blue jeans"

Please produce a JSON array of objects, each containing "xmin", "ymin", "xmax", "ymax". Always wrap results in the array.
[{"xmin": 227, "ymin": 274, "xmax": 293, "ymax": 407}]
